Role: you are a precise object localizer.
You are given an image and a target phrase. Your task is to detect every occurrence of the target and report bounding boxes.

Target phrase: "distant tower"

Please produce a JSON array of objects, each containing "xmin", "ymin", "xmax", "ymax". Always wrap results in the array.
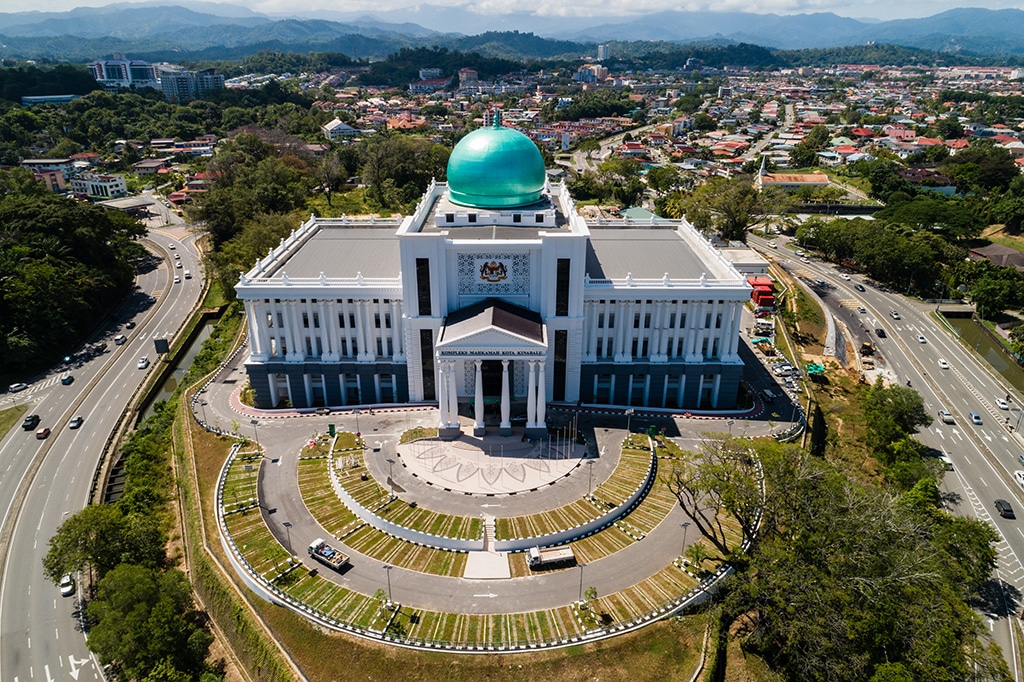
[{"xmin": 597, "ymin": 44, "xmax": 610, "ymax": 61}]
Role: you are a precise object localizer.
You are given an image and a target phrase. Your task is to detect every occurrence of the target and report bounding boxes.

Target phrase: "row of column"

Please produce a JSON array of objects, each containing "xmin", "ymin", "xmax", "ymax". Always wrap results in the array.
[
  {"xmin": 582, "ymin": 299, "xmax": 742, "ymax": 364},
  {"xmin": 438, "ymin": 358, "xmax": 547, "ymax": 432},
  {"xmin": 246, "ymin": 298, "xmax": 405, "ymax": 364}
]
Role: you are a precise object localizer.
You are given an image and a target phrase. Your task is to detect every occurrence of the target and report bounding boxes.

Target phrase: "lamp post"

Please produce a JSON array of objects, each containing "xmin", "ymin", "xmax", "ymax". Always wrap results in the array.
[
  {"xmin": 625, "ymin": 408, "xmax": 635, "ymax": 433},
  {"xmin": 587, "ymin": 460, "xmax": 595, "ymax": 499},
  {"xmin": 243, "ymin": 464, "xmax": 255, "ymax": 502},
  {"xmin": 250, "ymin": 418, "xmax": 261, "ymax": 450},
  {"xmin": 383, "ymin": 565, "xmax": 393, "ymax": 603},
  {"xmin": 198, "ymin": 399, "xmax": 208, "ymax": 425},
  {"xmin": 354, "ymin": 408, "xmax": 361, "ymax": 438},
  {"xmin": 681, "ymin": 521, "xmax": 691, "ymax": 557},
  {"xmin": 282, "ymin": 521, "xmax": 292, "ymax": 554},
  {"xmin": 578, "ymin": 563, "xmax": 586, "ymax": 603},
  {"xmin": 386, "ymin": 458, "xmax": 396, "ymax": 495}
]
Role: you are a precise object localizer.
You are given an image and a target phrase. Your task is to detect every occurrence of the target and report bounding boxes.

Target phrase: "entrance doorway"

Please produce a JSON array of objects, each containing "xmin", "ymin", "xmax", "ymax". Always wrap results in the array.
[{"xmin": 482, "ymin": 360, "xmax": 504, "ymax": 397}]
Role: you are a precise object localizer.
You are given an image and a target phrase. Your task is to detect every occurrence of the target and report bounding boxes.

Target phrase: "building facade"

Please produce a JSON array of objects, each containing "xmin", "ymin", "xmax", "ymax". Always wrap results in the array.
[{"xmin": 237, "ymin": 118, "xmax": 750, "ymax": 431}]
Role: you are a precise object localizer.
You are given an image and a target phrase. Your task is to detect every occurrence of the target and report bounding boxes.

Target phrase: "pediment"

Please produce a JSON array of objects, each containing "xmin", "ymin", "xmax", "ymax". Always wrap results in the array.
[{"xmin": 436, "ymin": 325, "xmax": 547, "ymax": 352}]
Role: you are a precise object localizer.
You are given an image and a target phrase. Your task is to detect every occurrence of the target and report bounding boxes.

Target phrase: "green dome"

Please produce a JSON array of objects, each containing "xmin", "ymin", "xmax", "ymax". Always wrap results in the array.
[{"xmin": 447, "ymin": 122, "xmax": 546, "ymax": 209}]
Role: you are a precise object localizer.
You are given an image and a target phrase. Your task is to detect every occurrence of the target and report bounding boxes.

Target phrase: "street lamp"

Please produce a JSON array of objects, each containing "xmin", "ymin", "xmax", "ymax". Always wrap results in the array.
[
  {"xmin": 250, "ymin": 418, "xmax": 261, "ymax": 450},
  {"xmin": 243, "ymin": 463, "xmax": 255, "ymax": 502},
  {"xmin": 578, "ymin": 563, "xmax": 586, "ymax": 603},
  {"xmin": 198, "ymin": 399, "xmax": 208, "ymax": 425},
  {"xmin": 354, "ymin": 408, "xmax": 361, "ymax": 437},
  {"xmin": 386, "ymin": 458, "xmax": 396, "ymax": 495},
  {"xmin": 625, "ymin": 408, "xmax": 635, "ymax": 433},
  {"xmin": 681, "ymin": 522, "xmax": 691, "ymax": 557},
  {"xmin": 586, "ymin": 460, "xmax": 595, "ymax": 499},
  {"xmin": 282, "ymin": 521, "xmax": 292, "ymax": 554},
  {"xmin": 383, "ymin": 565, "xmax": 393, "ymax": 603}
]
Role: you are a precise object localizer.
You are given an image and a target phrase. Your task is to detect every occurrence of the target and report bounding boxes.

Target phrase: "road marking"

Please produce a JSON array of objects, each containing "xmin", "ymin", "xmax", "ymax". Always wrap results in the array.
[
  {"xmin": 68, "ymin": 654, "xmax": 90, "ymax": 680},
  {"xmin": 473, "ymin": 593, "xmax": 498, "ymax": 598},
  {"xmin": 45, "ymin": 664, "xmax": 54, "ymax": 682},
  {"xmin": 54, "ymin": 628, "xmax": 58, "ymax": 640}
]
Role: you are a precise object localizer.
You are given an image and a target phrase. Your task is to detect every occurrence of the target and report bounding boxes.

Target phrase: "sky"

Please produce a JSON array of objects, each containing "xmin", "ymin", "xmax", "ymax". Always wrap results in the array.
[{"xmin": 6, "ymin": 0, "xmax": 1024, "ymax": 21}]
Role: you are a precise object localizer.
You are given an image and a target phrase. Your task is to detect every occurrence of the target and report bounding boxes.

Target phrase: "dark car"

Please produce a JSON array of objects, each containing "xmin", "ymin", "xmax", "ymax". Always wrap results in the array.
[
  {"xmin": 875, "ymin": 328, "xmax": 886, "ymax": 338},
  {"xmin": 854, "ymin": 284, "xmax": 866, "ymax": 292},
  {"xmin": 996, "ymin": 499, "xmax": 1015, "ymax": 519},
  {"xmin": 125, "ymin": 321, "xmax": 136, "ymax": 329},
  {"xmin": 61, "ymin": 375, "xmax": 74, "ymax": 385},
  {"xmin": 22, "ymin": 414, "xmax": 40, "ymax": 430}
]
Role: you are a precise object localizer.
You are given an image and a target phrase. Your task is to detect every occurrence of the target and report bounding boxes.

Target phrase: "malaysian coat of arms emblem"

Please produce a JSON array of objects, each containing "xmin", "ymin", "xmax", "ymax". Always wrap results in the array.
[{"xmin": 479, "ymin": 260, "xmax": 508, "ymax": 282}]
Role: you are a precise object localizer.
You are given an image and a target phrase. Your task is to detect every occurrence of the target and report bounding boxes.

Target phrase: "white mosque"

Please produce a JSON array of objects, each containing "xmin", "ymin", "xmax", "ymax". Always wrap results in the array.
[{"xmin": 236, "ymin": 116, "xmax": 751, "ymax": 435}]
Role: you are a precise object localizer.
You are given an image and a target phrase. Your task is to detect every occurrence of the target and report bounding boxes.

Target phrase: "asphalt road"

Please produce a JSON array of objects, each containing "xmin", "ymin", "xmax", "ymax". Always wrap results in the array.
[
  {"xmin": 0, "ymin": 224, "xmax": 204, "ymax": 682},
  {"xmin": 757, "ymin": 236, "xmax": 1024, "ymax": 677}
]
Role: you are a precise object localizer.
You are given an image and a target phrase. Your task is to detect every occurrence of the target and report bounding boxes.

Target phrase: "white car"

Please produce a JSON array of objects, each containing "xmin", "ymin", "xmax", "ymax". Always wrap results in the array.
[
  {"xmin": 938, "ymin": 359, "xmax": 949, "ymax": 370},
  {"xmin": 917, "ymin": 334, "xmax": 926, "ymax": 343},
  {"xmin": 997, "ymin": 398, "xmax": 1010, "ymax": 410},
  {"xmin": 137, "ymin": 356, "xmax": 150, "ymax": 369},
  {"xmin": 840, "ymin": 273, "xmax": 851, "ymax": 281},
  {"xmin": 59, "ymin": 574, "xmax": 75, "ymax": 597},
  {"xmin": 175, "ymin": 261, "xmax": 182, "ymax": 268},
  {"xmin": 174, "ymin": 275, "xmax": 180, "ymax": 284}
]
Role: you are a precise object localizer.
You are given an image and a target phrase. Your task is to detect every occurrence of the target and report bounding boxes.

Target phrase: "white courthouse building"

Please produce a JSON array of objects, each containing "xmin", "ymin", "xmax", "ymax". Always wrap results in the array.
[{"xmin": 237, "ymin": 117, "xmax": 751, "ymax": 434}]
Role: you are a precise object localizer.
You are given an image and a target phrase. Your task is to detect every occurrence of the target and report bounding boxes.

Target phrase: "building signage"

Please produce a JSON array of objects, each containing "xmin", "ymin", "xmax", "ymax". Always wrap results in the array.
[{"xmin": 438, "ymin": 349, "xmax": 544, "ymax": 357}]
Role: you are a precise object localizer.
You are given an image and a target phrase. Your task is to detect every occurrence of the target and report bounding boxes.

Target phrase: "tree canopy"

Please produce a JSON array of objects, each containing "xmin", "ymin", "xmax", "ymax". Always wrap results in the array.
[{"xmin": 660, "ymin": 175, "xmax": 791, "ymax": 242}]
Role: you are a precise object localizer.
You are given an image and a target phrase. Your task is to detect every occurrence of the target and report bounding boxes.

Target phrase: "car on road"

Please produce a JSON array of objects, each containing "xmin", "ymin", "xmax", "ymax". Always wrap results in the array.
[
  {"xmin": 938, "ymin": 409, "xmax": 955, "ymax": 424},
  {"xmin": 1015, "ymin": 470, "xmax": 1024, "ymax": 489},
  {"xmin": 175, "ymin": 261, "xmax": 182, "ymax": 268},
  {"xmin": 890, "ymin": 311, "xmax": 901, "ymax": 320},
  {"xmin": 35, "ymin": 426, "xmax": 50, "ymax": 439},
  {"xmin": 769, "ymin": 242, "xmax": 778, "ymax": 249},
  {"xmin": 800, "ymin": 257, "xmax": 810, "ymax": 263},
  {"xmin": 137, "ymin": 356, "xmax": 150, "ymax": 369},
  {"xmin": 68, "ymin": 415, "xmax": 84, "ymax": 429},
  {"xmin": 59, "ymin": 574, "xmax": 75, "ymax": 597},
  {"xmin": 839, "ymin": 273, "xmax": 851, "ymax": 280},
  {"xmin": 875, "ymin": 328, "xmax": 886, "ymax": 338},
  {"xmin": 168, "ymin": 243, "xmax": 175, "ymax": 249},
  {"xmin": 8, "ymin": 382, "xmax": 28, "ymax": 392},
  {"xmin": 938, "ymin": 359, "xmax": 949, "ymax": 370},
  {"xmin": 125, "ymin": 321, "xmax": 136, "ymax": 329},
  {"xmin": 174, "ymin": 253, "xmax": 180, "ymax": 260},
  {"xmin": 854, "ymin": 284, "xmax": 866, "ymax": 292},
  {"xmin": 917, "ymin": 334, "xmax": 927, "ymax": 343},
  {"xmin": 996, "ymin": 499, "xmax": 1016, "ymax": 519},
  {"xmin": 969, "ymin": 411, "xmax": 983, "ymax": 425},
  {"xmin": 60, "ymin": 374, "xmax": 74, "ymax": 385},
  {"xmin": 173, "ymin": 275, "xmax": 181, "ymax": 284},
  {"xmin": 114, "ymin": 334, "xmax": 127, "ymax": 345},
  {"xmin": 22, "ymin": 414, "xmax": 40, "ymax": 430},
  {"xmin": 997, "ymin": 398, "xmax": 1010, "ymax": 410},
  {"xmin": 858, "ymin": 306, "xmax": 867, "ymax": 313}
]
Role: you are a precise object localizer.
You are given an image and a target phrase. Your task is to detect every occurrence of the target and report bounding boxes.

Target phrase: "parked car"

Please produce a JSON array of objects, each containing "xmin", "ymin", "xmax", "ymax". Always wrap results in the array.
[
  {"xmin": 996, "ymin": 499, "xmax": 1016, "ymax": 519},
  {"xmin": 68, "ymin": 415, "xmax": 84, "ymax": 429},
  {"xmin": 938, "ymin": 359, "xmax": 949, "ymax": 370},
  {"xmin": 8, "ymin": 382, "xmax": 28, "ymax": 392}
]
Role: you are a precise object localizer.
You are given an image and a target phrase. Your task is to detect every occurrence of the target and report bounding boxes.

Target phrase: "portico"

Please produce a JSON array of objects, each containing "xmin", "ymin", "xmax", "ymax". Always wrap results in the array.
[{"xmin": 435, "ymin": 299, "xmax": 548, "ymax": 438}]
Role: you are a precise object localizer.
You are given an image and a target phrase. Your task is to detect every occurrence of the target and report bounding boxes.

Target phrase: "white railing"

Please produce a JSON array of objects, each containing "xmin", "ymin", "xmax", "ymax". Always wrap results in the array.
[
  {"xmin": 239, "ymin": 272, "xmax": 402, "ymax": 288},
  {"xmin": 584, "ymin": 272, "xmax": 742, "ymax": 289}
]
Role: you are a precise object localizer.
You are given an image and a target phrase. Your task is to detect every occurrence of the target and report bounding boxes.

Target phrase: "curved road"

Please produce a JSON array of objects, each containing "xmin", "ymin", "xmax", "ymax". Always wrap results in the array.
[{"xmin": 0, "ymin": 223, "xmax": 205, "ymax": 682}]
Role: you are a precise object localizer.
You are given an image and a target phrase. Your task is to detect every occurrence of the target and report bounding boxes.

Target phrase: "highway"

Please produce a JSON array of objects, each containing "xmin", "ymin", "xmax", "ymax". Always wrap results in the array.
[
  {"xmin": 0, "ymin": 221, "xmax": 204, "ymax": 682},
  {"xmin": 758, "ymin": 235, "xmax": 1024, "ymax": 674}
]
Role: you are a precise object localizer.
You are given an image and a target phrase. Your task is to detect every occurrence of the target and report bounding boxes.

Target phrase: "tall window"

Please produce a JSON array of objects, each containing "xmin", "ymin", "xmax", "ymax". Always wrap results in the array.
[
  {"xmin": 420, "ymin": 329, "xmax": 435, "ymax": 400},
  {"xmin": 554, "ymin": 330, "xmax": 568, "ymax": 401},
  {"xmin": 416, "ymin": 258, "xmax": 432, "ymax": 316},
  {"xmin": 555, "ymin": 258, "xmax": 571, "ymax": 316}
]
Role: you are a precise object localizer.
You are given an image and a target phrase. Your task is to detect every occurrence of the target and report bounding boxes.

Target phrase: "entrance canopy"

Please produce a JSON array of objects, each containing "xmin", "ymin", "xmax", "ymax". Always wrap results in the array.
[{"xmin": 436, "ymin": 298, "xmax": 547, "ymax": 358}]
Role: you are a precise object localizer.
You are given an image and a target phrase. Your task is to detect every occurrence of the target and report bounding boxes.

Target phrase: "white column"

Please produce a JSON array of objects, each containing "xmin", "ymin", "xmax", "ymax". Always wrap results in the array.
[
  {"xmin": 324, "ymin": 300, "xmax": 339, "ymax": 361},
  {"xmin": 586, "ymin": 302, "xmax": 599, "ymax": 361},
  {"xmin": 474, "ymin": 359, "xmax": 484, "ymax": 433},
  {"xmin": 437, "ymin": 362, "xmax": 449, "ymax": 427},
  {"xmin": 728, "ymin": 302, "xmax": 742, "ymax": 358},
  {"xmin": 526, "ymin": 360, "xmax": 537, "ymax": 428},
  {"xmin": 536, "ymin": 360, "xmax": 546, "ymax": 426},
  {"xmin": 286, "ymin": 301, "xmax": 303, "ymax": 361},
  {"xmin": 257, "ymin": 301, "xmax": 272, "ymax": 358},
  {"xmin": 651, "ymin": 301, "xmax": 666, "ymax": 362},
  {"xmin": 361, "ymin": 300, "xmax": 377, "ymax": 362},
  {"xmin": 581, "ymin": 301, "xmax": 591, "ymax": 360},
  {"xmin": 500, "ymin": 359, "xmax": 511, "ymax": 430},
  {"xmin": 391, "ymin": 301, "xmax": 405, "ymax": 361},
  {"xmin": 686, "ymin": 301, "xmax": 702, "ymax": 362},
  {"xmin": 614, "ymin": 300, "xmax": 627, "ymax": 361},
  {"xmin": 245, "ymin": 301, "xmax": 263, "ymax": 358},
  {"xmin": 341, "ymin": 300, "xmax": 354, "ymax": 357},
  {"xmin": 447, "ymin": 360, "xmax": 459, "ymax": 428}
]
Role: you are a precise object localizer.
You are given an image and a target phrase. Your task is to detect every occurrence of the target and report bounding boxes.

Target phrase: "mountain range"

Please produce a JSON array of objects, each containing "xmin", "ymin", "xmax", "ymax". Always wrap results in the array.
[{"xmin": 4, "ymin": 3, "xmax": 1024, "ymax": 61}]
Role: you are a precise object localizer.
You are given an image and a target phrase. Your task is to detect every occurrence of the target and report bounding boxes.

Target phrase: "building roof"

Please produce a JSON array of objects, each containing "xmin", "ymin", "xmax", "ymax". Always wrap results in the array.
[
  {"xmin": 585, "ymin": 229, "xmax": 724, "ymax": 280},
  {"xmin": 266, "ymin": 226, "xmax": 401, "ymax": 279},
  {"xmin": 969, "ymin": 243, "xmax": 1024, "ymax": 270},
  {"xmin": 447, "ymin": 118, "xmax": 545, "ymax": 209},
  {"xmin": 440, "ymin": 298, "xmax": 544, "ymax": 345}
]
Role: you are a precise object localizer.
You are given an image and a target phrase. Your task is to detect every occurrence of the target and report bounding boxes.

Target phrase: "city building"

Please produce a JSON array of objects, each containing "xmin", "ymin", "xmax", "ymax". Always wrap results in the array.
[
  {"xmin": 69, "ymin": 172, "xmax": 128, "ymax": 200},
  {"xmin": 236, "ymin": 114, "xmax": 750, "ymax": 430},
  {"xmin": 597, "ymin": 44, "xmax": 610, "ymax": 61},
  {"xmin": 160, "ymin": 67, "xmax": 226, "ymax": 103},
  {"xmin": 20, "ymin": 158, "xmax": 75, "ymax": 180},
  {"xmin": 87, "ymin": 53, "xmax": 160, "ymax": 90},
  {"xmin": 322, "ymin": 118, "xmax": 360, "ymax": 140}
]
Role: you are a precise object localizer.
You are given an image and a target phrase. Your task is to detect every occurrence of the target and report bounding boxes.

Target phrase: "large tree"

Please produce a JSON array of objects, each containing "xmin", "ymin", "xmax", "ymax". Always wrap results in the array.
[
  {"xmin": 42, "ymin": 504, "xmax": 164, "ymax": 582},
  {"xmin": 661, "ymin": 175, "xmax": 790, "ymax": 242}
]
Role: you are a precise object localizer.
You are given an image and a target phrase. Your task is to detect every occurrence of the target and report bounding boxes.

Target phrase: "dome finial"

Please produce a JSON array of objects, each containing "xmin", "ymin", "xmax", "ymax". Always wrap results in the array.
[{"xmin": 492, "ymin": 107, "xmax": 502, "ymax": 128}]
